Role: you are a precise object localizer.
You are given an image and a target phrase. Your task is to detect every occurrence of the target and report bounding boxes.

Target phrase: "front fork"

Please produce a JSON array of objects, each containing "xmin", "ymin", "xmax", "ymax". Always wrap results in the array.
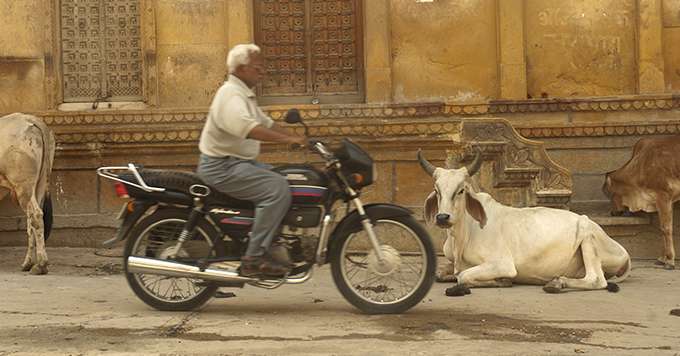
[
  {"xmin": 345, "ymin": 185, "xmax": 385, "ymax": 262},
  {"xmin": 315, "ymin": 193, "xmax": 385, "ymax": 265},
  {"xmin": 352, "ymin": 197, "xmax": 385, "ymax": 262}
]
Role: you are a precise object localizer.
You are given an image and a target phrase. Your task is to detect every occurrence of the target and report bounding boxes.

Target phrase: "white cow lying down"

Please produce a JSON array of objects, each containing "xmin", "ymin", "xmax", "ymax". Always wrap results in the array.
[{"xmin": 417, "ymin": 150, "xmax": 631, "ymax": 295}]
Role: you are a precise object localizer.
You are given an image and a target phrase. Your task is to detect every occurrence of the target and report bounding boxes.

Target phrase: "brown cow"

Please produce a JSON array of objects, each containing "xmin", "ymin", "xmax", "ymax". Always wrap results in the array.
[
  {"xmin": 0, "ymin": 113, "xmax": 55, "ymax": 274},
  {"xmin": 603, "ymin": 136, "xmax": 680, "ymax": 270}
]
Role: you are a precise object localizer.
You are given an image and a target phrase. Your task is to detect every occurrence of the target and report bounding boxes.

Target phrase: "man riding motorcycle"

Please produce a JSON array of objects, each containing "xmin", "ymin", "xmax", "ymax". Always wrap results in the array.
[{"xmin": 196, "ymin": 43, "xmax": 307, "ymax": 277}]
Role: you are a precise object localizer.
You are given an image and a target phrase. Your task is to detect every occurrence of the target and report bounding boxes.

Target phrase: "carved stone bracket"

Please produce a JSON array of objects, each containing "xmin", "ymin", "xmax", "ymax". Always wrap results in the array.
[{"xmin": 456, "ymin": 118, "xmax": 573, "ymax": 208}]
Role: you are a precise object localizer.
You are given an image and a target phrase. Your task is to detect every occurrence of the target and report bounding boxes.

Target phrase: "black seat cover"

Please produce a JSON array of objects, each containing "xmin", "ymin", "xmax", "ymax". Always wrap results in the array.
[{"xmin": 120, "ymin": 169, "xmax": 253, "ymax": 209}]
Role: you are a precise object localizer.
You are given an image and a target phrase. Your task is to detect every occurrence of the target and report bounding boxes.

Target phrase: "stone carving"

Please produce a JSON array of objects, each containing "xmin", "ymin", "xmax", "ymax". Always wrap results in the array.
[
  {"xmin": 255, "ymin": 0, "xmax": 362, "ymax": 100},
  {"xmin": 60, "ymin": 0, "xmax": 142, "ymax": 102},
  {"xmin": 33, "ymin": 94, "xmax": 680, "ymax": 150},
  {"xmin": 456, "ymin": 118, "xmax": 573, "ymax": 208}
]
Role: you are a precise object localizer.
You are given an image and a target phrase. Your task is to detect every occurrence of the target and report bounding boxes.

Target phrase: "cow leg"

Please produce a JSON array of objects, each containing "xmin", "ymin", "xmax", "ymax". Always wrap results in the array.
[
  {"xmin": 437, "ymin": 233, "xmax": 457, "ymax": 282},
  {"xmin": 17, "ymin": 189, "xmax": 48, "ymax": 275},
  {"xmin": 26, "ymin": 196, "xmax": 48, "ymax": 275},
  {"xmin": 456, "ymin": 262, "xmax": 517, "ymax": 288},
  {"xmin": 656, "ymin": 196, "xmax": 675, "ymax": 270},
  {"xmin": 543, "ymin": 237, "xmax": 607, "ymax": 293},
  {"xmin": 20, "ymin": 232, "xmax": 36, "ymax": 272},
  {"xmin": 15, "ymin": 189, "xmax": 36, "ymax": 272},
  {"xmin": 436, "ymin": 261, "xmax": 457, "ymax": 282}
]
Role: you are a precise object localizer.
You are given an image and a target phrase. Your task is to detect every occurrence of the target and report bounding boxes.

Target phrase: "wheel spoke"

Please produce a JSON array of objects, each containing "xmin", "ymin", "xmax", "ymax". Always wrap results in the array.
[
  {"xmin": 400, "ymin": 258, "xmax": 424, "ymax": 276},
  {"xmin": 338, "ymin": 219, "xmax": 430, "ymax": 307},
  {"xmin": 130, "ymin": 218, "xmax": 217, "ymax": 305}
]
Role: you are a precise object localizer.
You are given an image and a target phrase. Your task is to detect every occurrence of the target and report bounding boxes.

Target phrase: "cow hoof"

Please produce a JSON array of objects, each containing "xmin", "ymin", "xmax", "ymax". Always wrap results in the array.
[
  {"xmin": 655, "ymin": 258, "xmax": 675, "ymax": 270},
  {"xmin": 542, "ymin": 279, "xmax": 563, "ymax": 294},
  {"xmin": 445, "ymin": 285, "xmax": 471, "ymax": 297},
  {"xmin": 21, "ymin": 261, "xmax": 34, "ymax": 272},
  {"xmin": 606, "ymin": 282, "xmax": 620, "ymax": 293},
  {"xmin": 29, "ymin": 264, "xmax": 48, "ymax": 275}
]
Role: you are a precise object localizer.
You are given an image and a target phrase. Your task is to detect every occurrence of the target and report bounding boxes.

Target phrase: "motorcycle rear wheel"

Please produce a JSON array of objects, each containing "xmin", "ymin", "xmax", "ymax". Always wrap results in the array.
[
  {"xmin": 329, "ymin": 216, "xmax": 436, "ymax": 314},
  {"xmin": 123, "ymin": 208, "xmax": 226, "ymax": 311}
]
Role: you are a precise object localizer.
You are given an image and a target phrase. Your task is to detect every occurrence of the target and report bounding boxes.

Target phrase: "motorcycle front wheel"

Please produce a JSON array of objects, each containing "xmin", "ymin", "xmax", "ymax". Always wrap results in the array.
[
  {"xmin": 123, "ymin": 208, "xmax": 226, "ymax": 311},
  {"xmin": 329, "ymin": 215, "xmax": 436, "ymax": 314}
]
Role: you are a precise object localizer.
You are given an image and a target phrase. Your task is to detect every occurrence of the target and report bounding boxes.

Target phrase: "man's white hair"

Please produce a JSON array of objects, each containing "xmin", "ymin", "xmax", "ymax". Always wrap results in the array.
[{"xmin": 227, "ymin": 44, "xmax": 261, "ymax": 74}]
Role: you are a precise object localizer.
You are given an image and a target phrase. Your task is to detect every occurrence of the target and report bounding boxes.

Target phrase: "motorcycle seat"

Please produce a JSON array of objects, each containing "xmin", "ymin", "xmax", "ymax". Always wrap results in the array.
[{"xmin": 119, "ymin": 169, "xmax": 254, "ymax": 209}]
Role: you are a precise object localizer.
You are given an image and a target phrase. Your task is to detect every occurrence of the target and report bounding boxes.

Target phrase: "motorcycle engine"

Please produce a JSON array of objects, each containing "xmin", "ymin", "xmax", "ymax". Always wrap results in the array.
[{"xmin": 280, "ymin": 226, "xmax": 319, "ymax": 263}]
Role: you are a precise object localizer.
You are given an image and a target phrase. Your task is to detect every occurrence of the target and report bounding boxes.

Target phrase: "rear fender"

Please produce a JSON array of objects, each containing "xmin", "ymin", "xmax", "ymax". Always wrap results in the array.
[
  {"xmin": 326, "ymin": 204, "xmax": 412, "ymax": 262},
  {"xmin": 102, "ymin": 200, "xmax": 155, "ymax": 248}
]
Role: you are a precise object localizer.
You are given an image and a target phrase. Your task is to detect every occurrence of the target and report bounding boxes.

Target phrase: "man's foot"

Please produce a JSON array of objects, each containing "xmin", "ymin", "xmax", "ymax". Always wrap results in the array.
[
  {"xmin": 240, "ymin": 255, "xmax": 291, "ymax": 277},
  {"xmin": 269, "ymin": 241, "xmax": 293, "ymax": 267}
]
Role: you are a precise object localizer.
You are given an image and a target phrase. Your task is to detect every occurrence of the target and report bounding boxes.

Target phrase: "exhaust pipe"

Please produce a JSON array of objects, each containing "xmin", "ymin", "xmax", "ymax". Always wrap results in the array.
[{"xmin": 127, "ymin": 256, "xmax": 312, "ymax": 284}]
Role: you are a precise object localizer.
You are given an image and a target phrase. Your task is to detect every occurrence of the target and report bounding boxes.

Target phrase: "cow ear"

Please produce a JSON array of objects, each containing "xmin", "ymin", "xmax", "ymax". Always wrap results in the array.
[
  {"xmin": 424, "ymin": 191, "xmax": 438, "ymax": 225},
  {"xmin": 465, "ymin": 192, "xmax": 487, "ymax": 228}
]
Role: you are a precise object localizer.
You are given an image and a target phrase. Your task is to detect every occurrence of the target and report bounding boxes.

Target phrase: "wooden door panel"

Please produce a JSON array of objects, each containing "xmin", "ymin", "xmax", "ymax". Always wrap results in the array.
[{"xmin": 255, "ymin": 0, "xmax": 363, "ymax": 104}]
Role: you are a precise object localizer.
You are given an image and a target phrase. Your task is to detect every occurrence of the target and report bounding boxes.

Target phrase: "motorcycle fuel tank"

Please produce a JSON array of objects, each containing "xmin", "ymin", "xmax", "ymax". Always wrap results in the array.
[{"xmin": 274, "ymin": 164, "xmax": 330, "ymax": 205}]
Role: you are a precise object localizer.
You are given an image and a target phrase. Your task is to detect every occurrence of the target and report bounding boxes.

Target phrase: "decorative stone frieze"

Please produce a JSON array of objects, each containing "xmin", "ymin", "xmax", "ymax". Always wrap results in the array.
[
  {"xmin": 34, "ymin": 94, "xmax": 680, "ymax": 144},
  {"xmin": 517, "ymin": 122, "xmax": 680, "ymax": 139}
]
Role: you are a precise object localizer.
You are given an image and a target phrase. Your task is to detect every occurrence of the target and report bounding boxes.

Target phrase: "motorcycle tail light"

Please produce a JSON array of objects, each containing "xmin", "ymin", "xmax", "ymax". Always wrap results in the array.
[{"xmin": 114, "ymin": 182, "xmax": 130, "ymax": 198}]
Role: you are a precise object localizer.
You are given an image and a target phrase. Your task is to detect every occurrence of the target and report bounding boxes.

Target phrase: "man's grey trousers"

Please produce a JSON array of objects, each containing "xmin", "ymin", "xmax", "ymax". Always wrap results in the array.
[{"xmin": 197, "ymin": 154, "xmax": 291, "ymax": 257}]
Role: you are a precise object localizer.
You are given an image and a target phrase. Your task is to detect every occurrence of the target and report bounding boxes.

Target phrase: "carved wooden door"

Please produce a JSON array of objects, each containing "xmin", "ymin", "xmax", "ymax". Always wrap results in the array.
[
  {"xmin": 60, "ymin": 0, "xmax": 142, "ymax": 102},
  {"xmin": 254, "ymin": 0, "xmax": 364, "ymax": 105}
]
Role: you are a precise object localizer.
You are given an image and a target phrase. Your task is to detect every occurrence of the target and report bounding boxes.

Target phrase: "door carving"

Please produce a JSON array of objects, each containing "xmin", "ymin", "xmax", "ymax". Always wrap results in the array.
[
  {"xmin": 254, "ymin": 0, "xmax": 364, "ymax": 104},
  {"xmin": 60, "ymin": 0, "xmax": 142, "ymax": 102}
]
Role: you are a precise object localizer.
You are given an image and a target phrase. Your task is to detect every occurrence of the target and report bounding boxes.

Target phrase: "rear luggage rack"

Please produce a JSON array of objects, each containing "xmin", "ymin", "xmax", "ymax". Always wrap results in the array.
[{"xmin": 97, "ymin": 164, "xmax": 166, "ymax": 192}]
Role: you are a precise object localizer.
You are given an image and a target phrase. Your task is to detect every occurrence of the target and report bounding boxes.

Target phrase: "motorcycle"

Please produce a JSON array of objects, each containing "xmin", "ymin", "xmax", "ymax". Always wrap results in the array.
[{"xmin": 96, "ymin": 109, "xmax": 436, "ymax": 314}]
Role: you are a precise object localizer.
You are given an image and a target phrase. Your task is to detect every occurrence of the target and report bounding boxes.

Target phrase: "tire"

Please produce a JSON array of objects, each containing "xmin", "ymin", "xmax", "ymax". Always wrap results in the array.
[
  {"xmin": 329, "ymin": 215, "xmax": 436, "ymax": 314},
  {"xmin": 123, "ymin": 208, "xmax": 226, "ymax": 311}
]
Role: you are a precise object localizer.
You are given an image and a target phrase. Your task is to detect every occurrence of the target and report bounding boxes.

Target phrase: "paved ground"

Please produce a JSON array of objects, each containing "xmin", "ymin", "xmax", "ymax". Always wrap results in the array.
[{"xmin": 0, "ymin": 247, "xmax": 679, "ymax": 356}]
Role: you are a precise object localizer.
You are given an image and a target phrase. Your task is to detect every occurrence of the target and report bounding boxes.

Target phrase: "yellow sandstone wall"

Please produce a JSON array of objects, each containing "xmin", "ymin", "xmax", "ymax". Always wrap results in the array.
[
  {"xmin": 525, "ymin": 0, "xmax": 637, "ymax": 97},
  {"xmin": 2, "ymin": 0, "xmax": 678, "ymax": 110},
  {"xmin": 389, "ymin": 0, "xmax": 499, "ymax": 102},
  {"xmin": 0, "ymin": 0, "xmax": 48, "ymax": 112},
  {"xmin": 155, "ymin": 0, "xmax": 228, "ymax": 107},
  {"xmin": 664, "ymin": 0, "xmax": 680, "ymax": 91}
]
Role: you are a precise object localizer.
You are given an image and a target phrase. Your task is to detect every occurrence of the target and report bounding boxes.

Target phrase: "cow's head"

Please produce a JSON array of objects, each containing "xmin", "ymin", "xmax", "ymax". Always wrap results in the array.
[
  {"xmin": 602, "ymin": 171, "xmax": 627, "ymax": 216},
  {"xmin": 418, "ymin": 150, "xmax": 487, "ymax": 229}
]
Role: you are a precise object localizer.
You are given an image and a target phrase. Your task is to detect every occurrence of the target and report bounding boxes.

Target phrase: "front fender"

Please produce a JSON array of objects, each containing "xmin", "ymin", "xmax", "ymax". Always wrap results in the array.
[{"xmin": 326, "ymin": 204, "xmax": 413, "ymax": 262}]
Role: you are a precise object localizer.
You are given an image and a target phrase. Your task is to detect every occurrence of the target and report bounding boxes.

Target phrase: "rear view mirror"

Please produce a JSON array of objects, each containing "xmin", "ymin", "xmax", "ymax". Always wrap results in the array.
[{"xmin": 284, "ymin": 108, "xmax": 302, "ymax": 124}]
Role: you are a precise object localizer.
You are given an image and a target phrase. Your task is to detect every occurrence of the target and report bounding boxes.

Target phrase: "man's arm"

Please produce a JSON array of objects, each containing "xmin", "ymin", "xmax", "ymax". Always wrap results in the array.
[{"xmin": 247, "ymin": 124, "xmax": 306, "ymax": 145}]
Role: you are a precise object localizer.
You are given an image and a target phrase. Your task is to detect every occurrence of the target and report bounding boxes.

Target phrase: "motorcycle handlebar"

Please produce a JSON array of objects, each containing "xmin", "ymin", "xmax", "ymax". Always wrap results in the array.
[{"xmin": 308, "ymin": 139, "xmax": 335, "ymax": 160}]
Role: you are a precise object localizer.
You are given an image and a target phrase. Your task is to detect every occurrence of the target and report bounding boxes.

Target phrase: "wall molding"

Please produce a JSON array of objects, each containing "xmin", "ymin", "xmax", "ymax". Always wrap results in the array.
[
  {"xmin": 31, "ymin": 94, "xmax": 680, "ymax": 149},
  {"xmin": 517, "ymin": 122, "xmax": 680, "ymax": 138}
]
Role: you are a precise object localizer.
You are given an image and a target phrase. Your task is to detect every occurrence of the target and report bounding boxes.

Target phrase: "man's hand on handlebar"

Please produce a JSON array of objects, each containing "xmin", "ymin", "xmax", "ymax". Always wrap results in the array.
[{"xmin": 288, "ymin": 135, "xmax": 309, "ymax": 150}]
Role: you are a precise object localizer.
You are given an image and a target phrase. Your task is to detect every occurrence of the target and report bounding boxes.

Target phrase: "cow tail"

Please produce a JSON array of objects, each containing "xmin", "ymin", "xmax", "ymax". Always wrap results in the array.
[
  {"xmin": 33, "ymin": 117, "xmax": 56, "ymax": 241},
  {"xmin": 42, "ymin": 195, "xmax": 53, "ymax": 241}
]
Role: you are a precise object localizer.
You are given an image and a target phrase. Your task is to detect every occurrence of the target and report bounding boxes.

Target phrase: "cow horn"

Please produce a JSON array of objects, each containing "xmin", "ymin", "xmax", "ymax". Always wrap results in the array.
[
  {"xmin": 465, "ymin": 149, "xmax": 483, "ymax": 176},
  {"xmin": 417, "ymin": 149, "xmax": 436, "ymax": 177}
]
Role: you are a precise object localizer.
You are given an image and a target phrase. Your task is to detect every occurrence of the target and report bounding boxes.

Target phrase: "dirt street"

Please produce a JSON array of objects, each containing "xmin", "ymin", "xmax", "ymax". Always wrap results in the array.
[{"xmin": 0, "ymin": 247, "xmax": 679, "ymax": 356}]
